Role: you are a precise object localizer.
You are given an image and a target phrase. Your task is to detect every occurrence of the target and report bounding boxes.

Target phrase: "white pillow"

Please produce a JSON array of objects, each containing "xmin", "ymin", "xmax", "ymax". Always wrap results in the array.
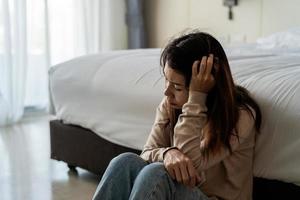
[{"xmin": 257, "ymin": 28, "xmax": 300, "ymax": 51}]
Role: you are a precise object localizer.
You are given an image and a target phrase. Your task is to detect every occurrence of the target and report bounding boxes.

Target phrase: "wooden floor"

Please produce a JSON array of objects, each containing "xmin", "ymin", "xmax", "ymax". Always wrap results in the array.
[{"xmin": 0, "ymin": 115, "xmax": 100, "ymax": 200}]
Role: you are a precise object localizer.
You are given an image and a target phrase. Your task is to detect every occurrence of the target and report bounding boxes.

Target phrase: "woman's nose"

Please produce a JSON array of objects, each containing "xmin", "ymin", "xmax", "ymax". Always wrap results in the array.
[{"xmin": 164, "ymin": 85, "xmax": 172, "ymax": 97}]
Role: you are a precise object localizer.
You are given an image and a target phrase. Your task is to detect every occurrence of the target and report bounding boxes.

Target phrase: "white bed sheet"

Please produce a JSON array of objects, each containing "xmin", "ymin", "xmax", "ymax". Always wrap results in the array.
[{"xmin": 49, "ymin": 46, "xmax": 300, "ymax": 185}]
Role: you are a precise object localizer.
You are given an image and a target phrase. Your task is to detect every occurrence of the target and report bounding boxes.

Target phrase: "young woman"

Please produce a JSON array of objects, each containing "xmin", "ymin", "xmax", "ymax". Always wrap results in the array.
[{"xmin": 92, "ymin": 31, "xmax": 262, "ymax": 200}]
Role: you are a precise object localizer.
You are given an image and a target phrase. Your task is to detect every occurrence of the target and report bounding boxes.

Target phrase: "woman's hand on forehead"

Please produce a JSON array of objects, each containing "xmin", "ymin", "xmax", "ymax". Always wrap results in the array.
[{"xmin": 189, "ymin": 54, "xmax": 216, "ymax": 93}]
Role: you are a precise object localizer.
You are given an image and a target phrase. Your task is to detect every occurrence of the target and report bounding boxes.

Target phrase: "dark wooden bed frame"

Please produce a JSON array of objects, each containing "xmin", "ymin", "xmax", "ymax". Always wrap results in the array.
[{"xmin": 50, "ymin": 120, "xmax": 300, "ymax": 199}]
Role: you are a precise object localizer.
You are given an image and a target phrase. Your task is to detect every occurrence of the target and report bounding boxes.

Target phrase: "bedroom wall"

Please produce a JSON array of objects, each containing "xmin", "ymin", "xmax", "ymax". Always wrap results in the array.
[
  {"xmin": 261, "ymin": 0, "xmax": 300, "ymax": 37},
  {"xmin": 144, "ymin": 0, "xmax": 300, "ymax": 48},
  {"xmin": 144, "ymin": 0, "xmax": 190, "ymax": 48}
]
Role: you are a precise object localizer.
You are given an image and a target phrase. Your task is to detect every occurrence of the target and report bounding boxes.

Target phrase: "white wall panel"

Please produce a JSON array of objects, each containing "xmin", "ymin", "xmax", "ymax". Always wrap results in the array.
[
  {"xmin": 145, "ymin": 0, "xmax": 300, "ymax": 47},
  {"xmin": 261, "ymin": 0, "xmax": 300, "ymax": 37}
]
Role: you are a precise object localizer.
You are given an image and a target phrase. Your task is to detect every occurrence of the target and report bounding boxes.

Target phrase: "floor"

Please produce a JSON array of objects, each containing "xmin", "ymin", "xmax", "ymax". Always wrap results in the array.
[{"xmin": 0, "ymin": 115, "xmax": 100, "ymax": 200}]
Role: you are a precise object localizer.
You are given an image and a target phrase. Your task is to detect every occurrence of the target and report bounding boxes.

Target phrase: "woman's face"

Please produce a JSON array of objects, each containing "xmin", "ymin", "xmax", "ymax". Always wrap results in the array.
[{"xmin": 163, "ymin": 63, "xmax": 189, "ymax": 109}]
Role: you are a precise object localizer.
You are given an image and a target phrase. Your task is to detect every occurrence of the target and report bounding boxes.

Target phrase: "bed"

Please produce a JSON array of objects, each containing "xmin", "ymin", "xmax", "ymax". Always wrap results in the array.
[{"xmin": 49, "ymin": 29, "xmax": 300, "ymax": 199}]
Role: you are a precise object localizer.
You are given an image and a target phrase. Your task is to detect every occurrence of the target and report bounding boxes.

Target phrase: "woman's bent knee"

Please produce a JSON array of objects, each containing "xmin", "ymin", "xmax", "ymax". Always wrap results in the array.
[
  {"xmin": 140, "ymin": 162, "xmax": 167, "ymax": 177},
  {"xmin": 112, "ymin": 152, "xmax": 140, "ymax": 161},
  {"xmin": 109, "ymin": 152, "xmax": 146, "ymax": 168}
]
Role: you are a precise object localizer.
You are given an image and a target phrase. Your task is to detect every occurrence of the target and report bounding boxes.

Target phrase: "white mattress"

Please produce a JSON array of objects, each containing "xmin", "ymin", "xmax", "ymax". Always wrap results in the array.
[
  {"xmin": 49, "ymin": 46, "xmax": 300, "ymax": 185},
  {"xmin": 49, "ymin": 49, "xmax": 165, "ymax": 149}
]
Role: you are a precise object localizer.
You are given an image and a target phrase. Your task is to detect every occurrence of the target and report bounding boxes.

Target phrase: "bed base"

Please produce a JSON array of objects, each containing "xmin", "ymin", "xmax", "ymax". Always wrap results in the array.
[
  {"xmin": 49, "ymin": 120, "xmax": 300, "ymax": 199},
  {"xmin": 50, "ymin": 120, "xmax": 140, "ymax": 175}
]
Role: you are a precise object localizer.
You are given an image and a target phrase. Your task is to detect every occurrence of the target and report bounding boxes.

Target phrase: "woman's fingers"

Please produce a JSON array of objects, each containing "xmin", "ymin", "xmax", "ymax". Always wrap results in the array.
[
  {"xmin": 192, "ymin": 60, "xmax": 200, "ymax": 76},
  {"xmin": 199, "ymin": 56, "xmax": 207, "ymax": 76},
  {"xmin": 166, "ymin": 166, "xmax": 176, "ymax": 180},
  {"xmin": 192, "ymin": 54, "xmax": 214, "ymax": 77},
  {"xmin": 205, "ymin": 54, "xmax": 214, "ymax": 76},
  {"xmin": 198, "ymin": 54, "xmax": 215, "ymax": 76},
  {"xmin": 174, "ymin": 166, "xmax": 182, "ymax": 183},
  {"xmin": 180, "ymin": 163, "xmax": 190, "ymax": 185}
]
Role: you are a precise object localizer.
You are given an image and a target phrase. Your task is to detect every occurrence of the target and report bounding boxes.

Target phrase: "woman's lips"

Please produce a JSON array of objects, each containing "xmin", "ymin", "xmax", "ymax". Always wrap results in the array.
[
  {"xmin": 168, "ymin": 101, "xmax": 177, "ymax": 107},
  {"xmin": 167, "ymin": 98, "xmax": 179, "ymax": 107}
]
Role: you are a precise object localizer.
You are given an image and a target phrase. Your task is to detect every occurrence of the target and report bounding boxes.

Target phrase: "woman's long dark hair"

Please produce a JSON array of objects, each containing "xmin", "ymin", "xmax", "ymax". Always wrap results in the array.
[{"xmin": 160, "ymin": 31, "xmax": 262, "ymax": 156}]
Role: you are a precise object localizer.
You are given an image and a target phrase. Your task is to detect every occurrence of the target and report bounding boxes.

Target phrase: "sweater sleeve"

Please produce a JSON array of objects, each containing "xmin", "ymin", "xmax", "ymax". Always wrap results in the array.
[
  {"xmin": 173, "ymin": 91, "xmax": 256, "ymax": 171},
  {"xmin": 140, "ymin": 97, "xmax": 176, "ymax": 162}
]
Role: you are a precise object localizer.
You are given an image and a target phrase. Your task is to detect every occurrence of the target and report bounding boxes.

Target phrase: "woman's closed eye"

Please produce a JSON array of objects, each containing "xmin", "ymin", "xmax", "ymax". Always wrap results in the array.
[
  {"xmin": 165, "ymin": 81, "xmax": 182, "ymax": 91},
  {"xmin": 174, "ymin": 84, "xmax": 183, "ymax": 91},
  {"xmin": 164, "ymin": 76, "xmax": 185, "ymax": 92}
]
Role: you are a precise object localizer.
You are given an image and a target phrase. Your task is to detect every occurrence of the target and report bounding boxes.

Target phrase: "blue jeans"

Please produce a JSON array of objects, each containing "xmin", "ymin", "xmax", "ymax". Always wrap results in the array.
[{"xmin": 92, "ymin": 152, "xmax": 209, "ymax": 200}]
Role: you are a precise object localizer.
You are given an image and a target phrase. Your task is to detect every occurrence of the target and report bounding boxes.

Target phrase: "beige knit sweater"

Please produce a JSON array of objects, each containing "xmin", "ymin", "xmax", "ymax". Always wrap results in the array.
[{"xmin": 140, "ymin": 91, "xmax": 256, "ymax": 200}]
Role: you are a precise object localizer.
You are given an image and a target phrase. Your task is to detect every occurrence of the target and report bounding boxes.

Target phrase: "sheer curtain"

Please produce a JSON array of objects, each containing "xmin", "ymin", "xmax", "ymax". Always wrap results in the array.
[
  {"xmin": 0, "ymin": 0, "xmax": 128, "ymax": 126},
  {"xmin": 0, "ymin": 0, "xmax": 29, "ymax": 125}
]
